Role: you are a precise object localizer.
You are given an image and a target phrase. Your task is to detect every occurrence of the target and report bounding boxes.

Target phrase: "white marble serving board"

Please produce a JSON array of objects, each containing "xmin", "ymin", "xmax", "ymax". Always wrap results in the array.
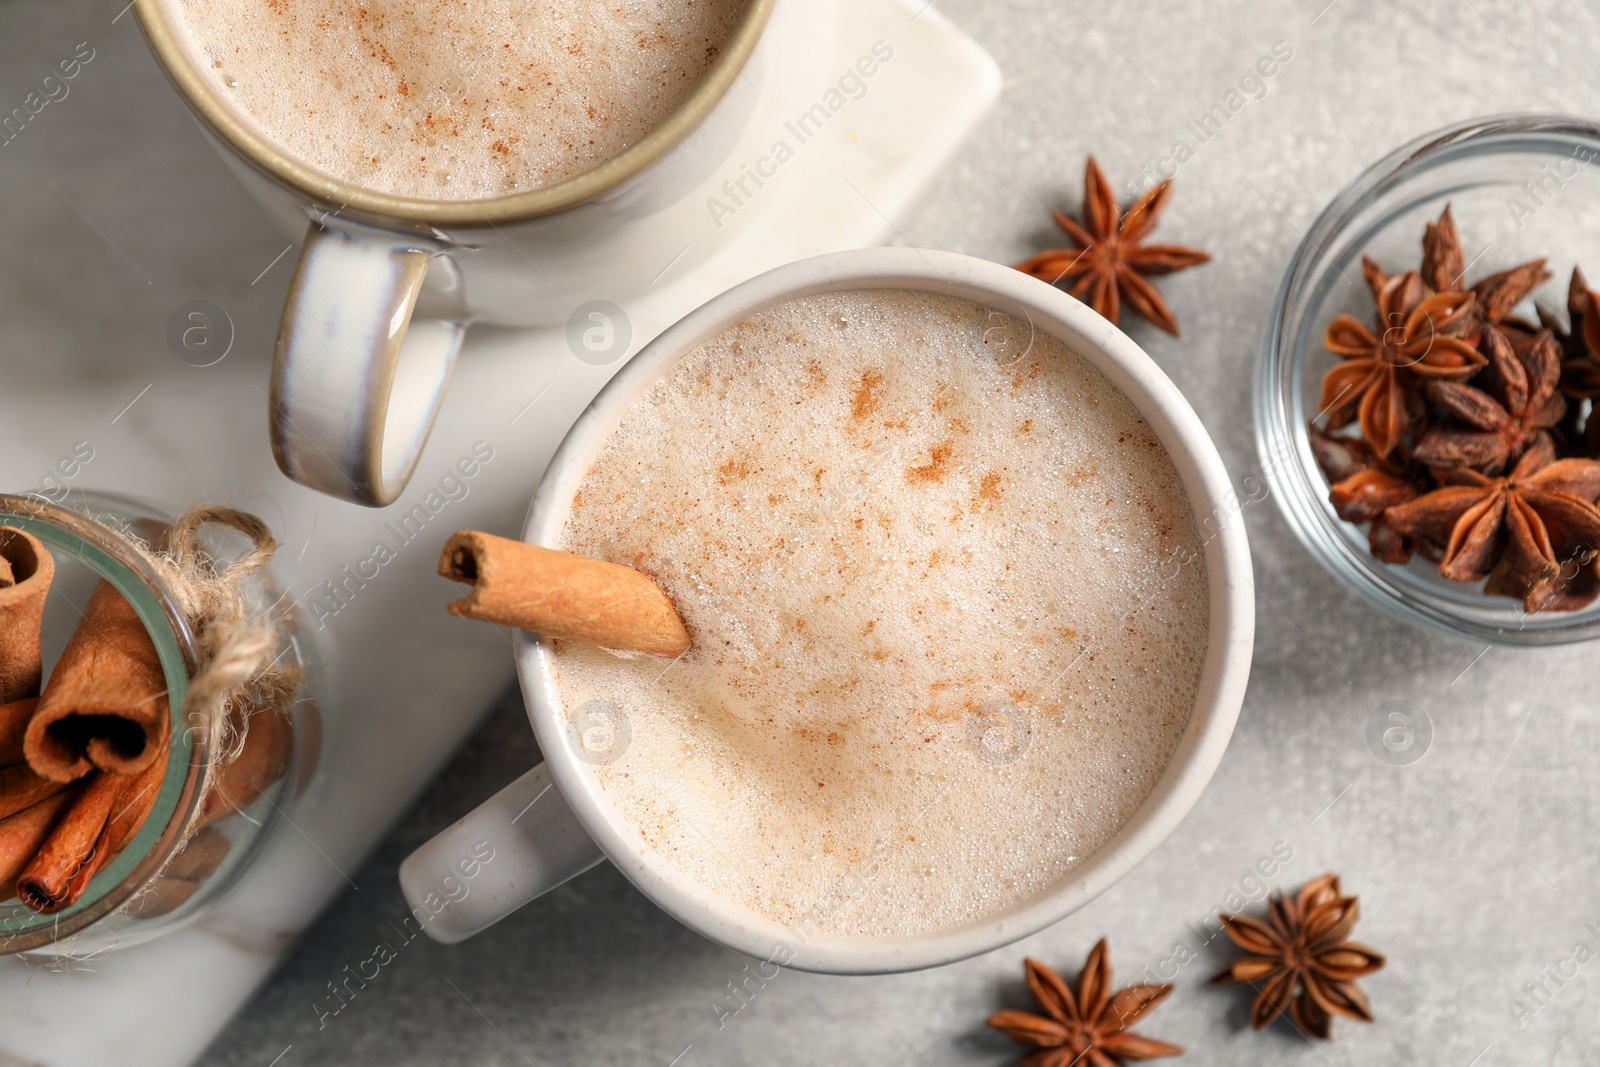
[{"xmin": 0, "ymin": 2, "xmax": 998, "ymax": 1065}]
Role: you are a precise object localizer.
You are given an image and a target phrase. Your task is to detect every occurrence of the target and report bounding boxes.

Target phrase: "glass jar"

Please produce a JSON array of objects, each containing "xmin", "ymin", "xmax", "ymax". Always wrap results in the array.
[
  {"xmin": 1255, "ymin": 113, "xmax": 1600, "ymax": 645},
  {"xmin": 0, "ymin": 491, "xmax": 322, "ymax": 953}
]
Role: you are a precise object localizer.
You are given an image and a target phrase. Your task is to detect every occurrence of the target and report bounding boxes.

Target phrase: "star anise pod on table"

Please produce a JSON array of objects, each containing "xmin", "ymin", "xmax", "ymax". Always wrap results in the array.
[
  {"xmin": 988, "ymin": 941, "xmax": 1182, "ymax": 1065},
  {"xmin": 1307, "ymin": 424, "xmax": 1422, "ymax": 562},
  {"xmin": 1013, "ymin": 157, "xmax": 1210, "ymax": 336},
  {"xmin": 1384, "ymin": 434, "xmax": 1600, "ymax": 611},
  {"xmin": 1211, "ymin": 873, "xmax": 1385, "ymax": 1041},
  {"xmin": 1413, "ymin": 326, "xmax": 1566, "ymax": 473},
  {"xmin": 1319, "ymin": 270, "xmax": 1485, "ymax": 457}
]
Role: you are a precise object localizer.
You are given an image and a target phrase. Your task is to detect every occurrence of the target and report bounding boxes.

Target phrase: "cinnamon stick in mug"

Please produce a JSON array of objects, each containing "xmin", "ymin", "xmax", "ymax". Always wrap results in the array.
[
  {"xmin": 439, "ymin": 530, "xmax": 691, "ymax": 656},
  {"xmin": 0, "ymin": 526, "xmax": 55, "ymax": 705},
  {"xmin": 26, "ymin": 581, "xmax": 171, "ymax": 782},
  {"xmin": 0, "ymin": 787, "xmax": 80, "ymax": 902}
]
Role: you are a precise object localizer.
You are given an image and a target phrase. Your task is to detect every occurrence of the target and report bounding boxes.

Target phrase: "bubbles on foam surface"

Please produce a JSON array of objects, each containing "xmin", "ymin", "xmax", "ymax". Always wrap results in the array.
[
  {"xmin": 168, "ymin": 0, "xmax": 747, "ymax": 199},
  {"xmin": 552, "ymin": 290, "xmax": 1211, "ymax": 938}
]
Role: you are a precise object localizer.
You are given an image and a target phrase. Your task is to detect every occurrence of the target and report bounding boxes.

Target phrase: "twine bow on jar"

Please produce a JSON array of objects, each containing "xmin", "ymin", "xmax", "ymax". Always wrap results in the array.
[{"xmin": 153, "ymin": 505, "xmax": 302, "ymax": 774}]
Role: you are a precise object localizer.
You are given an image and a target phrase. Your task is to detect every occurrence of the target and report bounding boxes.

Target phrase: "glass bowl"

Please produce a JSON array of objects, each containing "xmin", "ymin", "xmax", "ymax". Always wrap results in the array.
[{"xmin": 1256, "ymin": 114, "xmax": 1600, "ymax": 645}]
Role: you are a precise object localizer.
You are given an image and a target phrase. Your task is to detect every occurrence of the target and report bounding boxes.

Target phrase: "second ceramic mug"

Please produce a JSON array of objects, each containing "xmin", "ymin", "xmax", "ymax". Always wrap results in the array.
[
  {"xmin": 400, "ymin": 248, "xmax": 1255, "ymax": 974},
  {"xmin": 133, "ymin": 0, "xmax": 835, "ymax": 506}
]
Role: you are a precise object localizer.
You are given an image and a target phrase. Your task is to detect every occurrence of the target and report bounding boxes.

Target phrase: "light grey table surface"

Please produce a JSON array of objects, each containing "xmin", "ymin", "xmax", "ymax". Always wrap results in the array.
[{"xmin": 7, "ymin": 1, "xmax": 1600, "ymax": 1064}]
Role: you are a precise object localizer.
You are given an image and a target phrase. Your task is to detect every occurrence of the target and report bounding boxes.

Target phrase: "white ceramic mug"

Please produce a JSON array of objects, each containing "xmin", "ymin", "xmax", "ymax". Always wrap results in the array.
[
  {"xmin": 133, "ymin": 0, "xmax": 835, "ymax": 506},
  {"xmin": 400, "ymin": 248, "xmax": 1255, "ymax": 974}
]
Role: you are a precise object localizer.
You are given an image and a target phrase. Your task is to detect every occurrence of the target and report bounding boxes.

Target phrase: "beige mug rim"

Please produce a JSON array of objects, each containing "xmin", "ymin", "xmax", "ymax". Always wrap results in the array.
[{"xmin": 131, "ymin": 0, "xmax": 775, "ymax": 228}]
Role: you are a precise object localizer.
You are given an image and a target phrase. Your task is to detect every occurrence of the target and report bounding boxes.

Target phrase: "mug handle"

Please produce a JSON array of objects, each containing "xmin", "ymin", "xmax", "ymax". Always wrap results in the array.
[
  {"xmin": 269, "ymin": 220, "xmax": 465, "ymax": 507},
  {"xmin": 398, "ymin": 762, "xmax": 604, "ymax": 944}
]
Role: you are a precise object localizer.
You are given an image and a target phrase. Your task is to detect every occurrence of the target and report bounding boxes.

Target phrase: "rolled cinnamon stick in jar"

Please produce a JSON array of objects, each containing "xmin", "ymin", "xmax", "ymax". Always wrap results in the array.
[
  {"xmin": 25, "ymin": 581, "xmax": 171, "ymax": 782},
  {"xmin": 59, "ymin": 751, "xmax": 167, "ymax": 909},
  {"xmin": 15, "ymin": 770, "xmax": 131, "ymax": 911},
  {"xmin": 0, "ymin": 526, "xmax": 55, "ymax": 705},
  {"xmin": 0, "ymin": 763, "xmax": 68, "ymax": 822},
  {"xmin": 439, "ymin": 530, "xmax": 691, "ymax": 656},
  {"xmin": 0, "ymin": 787, "xmax": 80, "ymax": 902},
  {"xmin": 1, "ymin": 697, "xmax": 38, "ymax": 768},
  {"xmin": 0, "ymin": 698, "xmax": 67, "ymax": 821},
  {"xmin": 17, "ymin": 749, "xmax": 167, "ymax": 913},
  {"xmin": 198, "ymin": 701, "xmax": 292, "ymax": 827},
  {"xmin": 136, "ymin": 825, "xmax": 231, "ymax": 918}
]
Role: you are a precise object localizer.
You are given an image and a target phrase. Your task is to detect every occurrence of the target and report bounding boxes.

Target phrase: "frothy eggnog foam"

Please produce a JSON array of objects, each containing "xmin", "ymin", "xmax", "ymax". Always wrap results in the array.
[
  {"xmin": 552, "ymin": 290, "xmax": 1210, "ymax": 938},
  {"xmin": 166, "ymin": 0, "xmax": 748, "ymax": 199}
]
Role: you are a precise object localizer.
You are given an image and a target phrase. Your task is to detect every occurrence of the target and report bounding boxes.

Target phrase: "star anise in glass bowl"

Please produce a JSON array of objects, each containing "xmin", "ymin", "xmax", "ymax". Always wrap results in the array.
[
  {"xmin": 1258, "ymin": 115, "xmax": 1600, "ymax": 643},
  {"xmin": 1544, "ymin": 266, "xmax": 1600, "ymax": 452},
  {"xmin": 1306, "ymin": 199, "xmax": 1600, "ymax": 615},
  {"xmin": 1386, "ymin": 436, "xmax": 1600, "ymax": 612},
  {"xmin": 1318, "ymin": 268, "xmax": 1484, "ymax": 458}
]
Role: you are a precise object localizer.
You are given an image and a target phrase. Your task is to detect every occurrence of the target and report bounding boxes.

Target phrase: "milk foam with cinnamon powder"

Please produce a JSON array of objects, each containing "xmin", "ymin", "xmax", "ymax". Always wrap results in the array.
[
  {"xmin": 552, "ymin": 290, "xmax": 1210, "ymax": 938},
  {"xmin": 167, "ymin": 0, "xmax": 748, "ymax": 199}
]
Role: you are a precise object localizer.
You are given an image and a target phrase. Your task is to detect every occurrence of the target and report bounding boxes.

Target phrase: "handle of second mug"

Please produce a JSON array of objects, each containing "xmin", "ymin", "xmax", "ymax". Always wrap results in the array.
[
  {"xmin": 269, "ymin": 221, "xmax": 465, "ymax": 507},
  {"xmin": 398, "ymin": 763, "xmax": 605, "ymax": 944}
]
